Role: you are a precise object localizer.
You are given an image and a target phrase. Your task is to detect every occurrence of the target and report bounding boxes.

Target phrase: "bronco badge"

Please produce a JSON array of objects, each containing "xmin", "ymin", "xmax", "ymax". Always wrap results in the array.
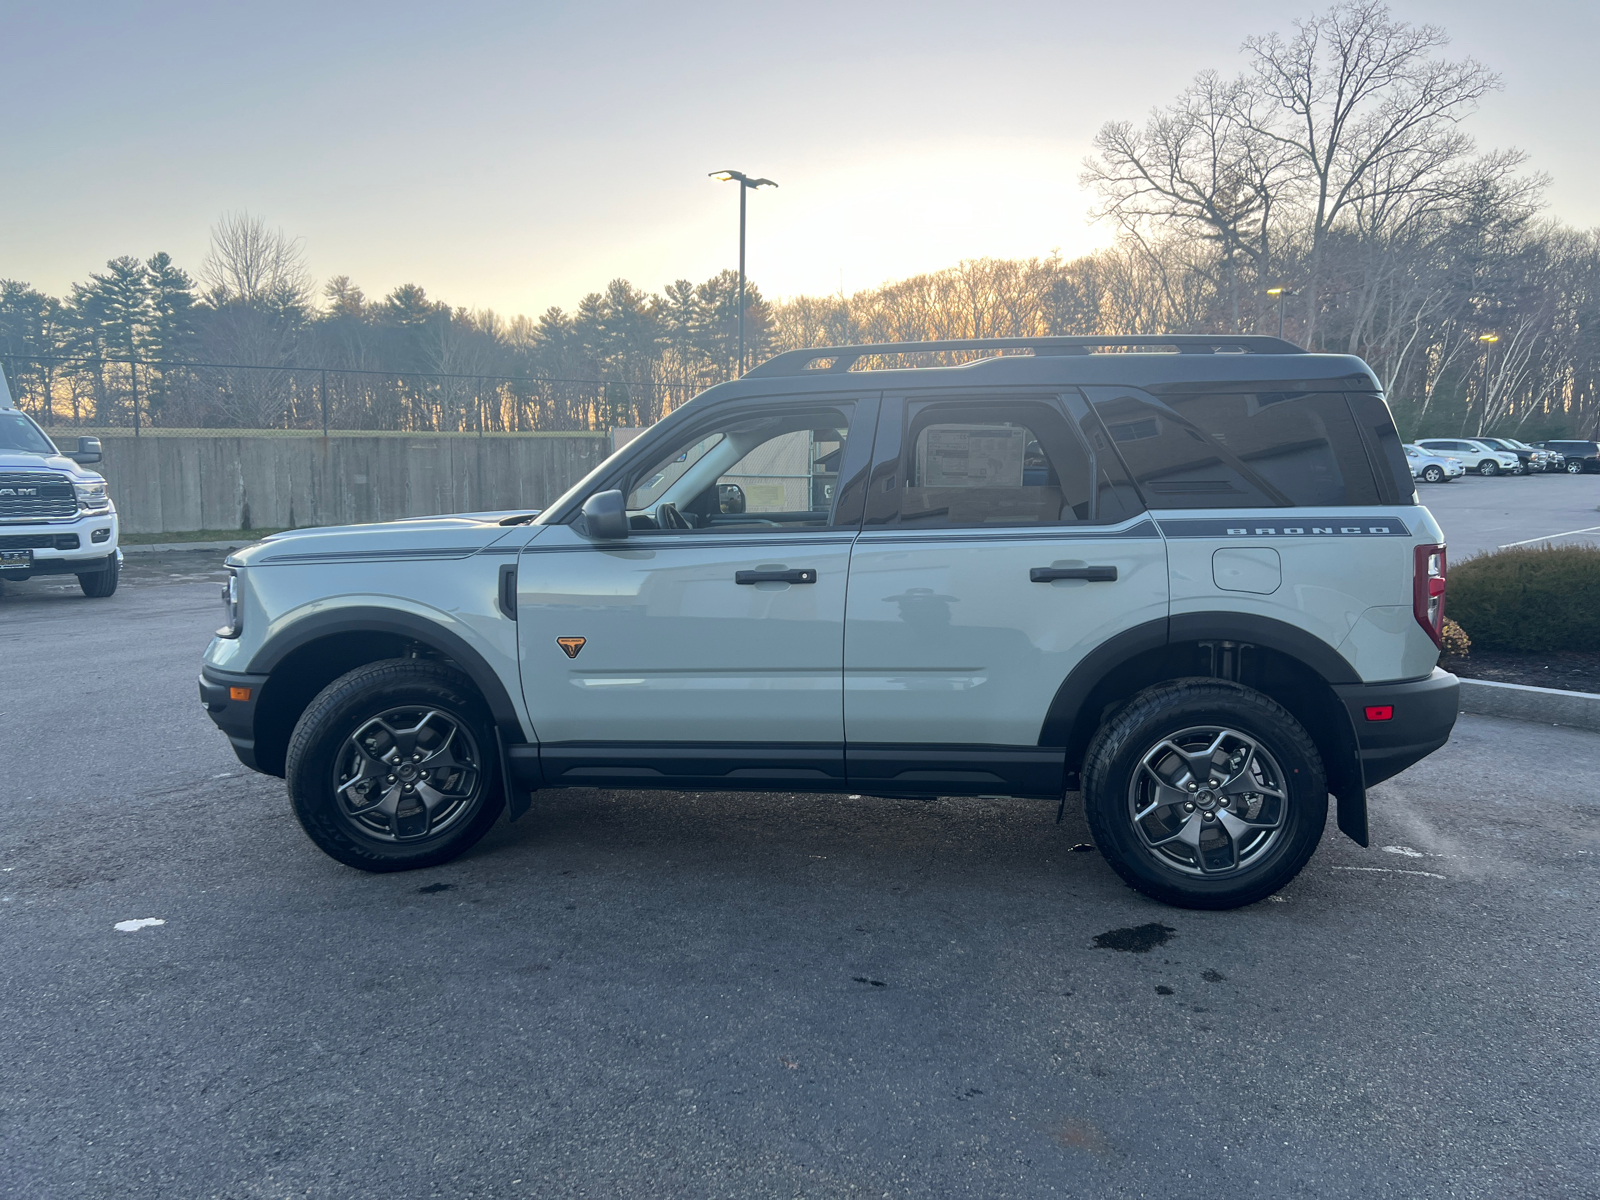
[{"xmin": 556, "ymin": 637, "xmax": 586, "ymax": 659}]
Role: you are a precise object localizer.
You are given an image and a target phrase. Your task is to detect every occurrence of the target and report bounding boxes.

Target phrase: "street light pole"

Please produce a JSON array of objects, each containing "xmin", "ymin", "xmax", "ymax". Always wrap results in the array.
[
  {"xmin": 1478, "ymin": 332, "xmax": 1499, "ymax": 421},
  {"xmin": 710, "ymin": 170, "xmax": 778, "ymax": 376},
  {"xmin": 1266, "ymin": 287, "xmax": 1293, "ymax": 340}
]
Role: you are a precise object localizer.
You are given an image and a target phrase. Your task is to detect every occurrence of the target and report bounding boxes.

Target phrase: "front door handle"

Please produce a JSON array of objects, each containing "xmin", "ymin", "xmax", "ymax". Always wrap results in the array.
[
  {"xmin": 735, "ymin": 568, "xmax": 818, "ymax": 585},
  {"xmin": 1030, "ymin": 565, "xmax": 1118, "ymax": 583}
]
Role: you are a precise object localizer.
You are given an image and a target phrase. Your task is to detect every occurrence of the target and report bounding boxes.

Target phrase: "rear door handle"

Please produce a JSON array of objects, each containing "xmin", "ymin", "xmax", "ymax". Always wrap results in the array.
[
  {"xmin": 735, "ymin": 568, "xmax": 817, "ymax": 585},
  {"xmin": 1030, "ymin": 565, "xmax": 1118, "ymax": 583}
]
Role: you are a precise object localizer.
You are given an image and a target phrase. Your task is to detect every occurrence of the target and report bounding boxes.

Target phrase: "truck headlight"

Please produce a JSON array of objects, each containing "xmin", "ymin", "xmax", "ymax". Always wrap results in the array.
[
  {"xmin": 218, "ymin": 570, "xmax": 243, "ymax": 638},
  {"xmin": 74, "ymin": 481, "xmax": 110, "ymax": 512}
]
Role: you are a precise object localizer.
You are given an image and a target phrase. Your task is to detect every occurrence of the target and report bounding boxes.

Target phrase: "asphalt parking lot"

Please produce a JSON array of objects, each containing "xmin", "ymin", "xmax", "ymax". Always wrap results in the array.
[
  {"xmin": 2, "ymin": 553, "xmax": 1597, "ymax": 1199},
  {"xmin": 1420, "ymin": 470, "xmax": 1600, "ymax": 559}
]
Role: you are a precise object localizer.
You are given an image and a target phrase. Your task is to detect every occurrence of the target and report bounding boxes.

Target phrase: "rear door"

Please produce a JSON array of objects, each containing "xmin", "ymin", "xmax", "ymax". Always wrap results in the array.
[{"xmin": 842, "ymin": 390, "xmax": 1168, "ymax": 797}]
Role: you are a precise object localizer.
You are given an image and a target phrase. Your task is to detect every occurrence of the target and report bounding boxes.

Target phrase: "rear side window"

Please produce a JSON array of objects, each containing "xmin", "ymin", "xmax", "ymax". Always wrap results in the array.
[
  {"xmin": 878, "ymin": 399, "xmax": 1101, "ymax": 528},
  {"xmin": 1092, "ymin": 388, "xmax": 1379, "ymax": 507}
]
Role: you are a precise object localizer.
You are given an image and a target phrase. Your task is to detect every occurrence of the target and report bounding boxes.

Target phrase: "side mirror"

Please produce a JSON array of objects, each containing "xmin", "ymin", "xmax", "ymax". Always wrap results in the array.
[
  {"xmin": 717, "ymin": 483, "xmax": 746, "ymax": 514},
  {"xmin": 69, "ymin": 436, "xmax": 102, "ymax": 464},
  {"xmin": 579, "ymin": 489, "xmax": 629, "ymax": 540}
]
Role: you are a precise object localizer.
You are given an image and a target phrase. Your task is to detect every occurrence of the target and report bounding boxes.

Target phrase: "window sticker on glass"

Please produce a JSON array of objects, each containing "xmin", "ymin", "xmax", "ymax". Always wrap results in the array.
[{"xmin": 918, "ymin": 425, "xmax": 1026, "ymax": 488}]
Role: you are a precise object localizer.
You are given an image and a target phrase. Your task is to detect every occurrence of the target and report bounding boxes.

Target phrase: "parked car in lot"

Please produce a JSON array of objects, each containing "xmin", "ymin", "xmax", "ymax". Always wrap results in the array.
[
  {"xmin": 1477, "ymin": 436, "xmax": 1558, "ymax": 473},
  {"xmin": 1531, "ymin": 439, "xmax": 1600, "ymax": 474},
  {"xmin": 0, "ymin": 368, "xmax": 121, "ymax": 596},
  {"xmin": 1403, "ymin": 444, "xmax": 1464, "ymax": 484},
  {"xmin": 200, "ymin": 334, "xmax": 1460, "ymax": 911},
  {"xmin": 1414, "ymin": 438, "xmax": 1523, "ymax": 476}
]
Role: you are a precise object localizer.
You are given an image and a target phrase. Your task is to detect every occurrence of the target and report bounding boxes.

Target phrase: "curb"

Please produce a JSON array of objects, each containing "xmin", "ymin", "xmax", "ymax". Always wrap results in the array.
[
  {"xmin": 121, "ymin": 540, "xmax": 258, "ymax": 554},
  {"xmin": 1458, "ymin": 677, "xmax": 1600, "ymax": 733}
]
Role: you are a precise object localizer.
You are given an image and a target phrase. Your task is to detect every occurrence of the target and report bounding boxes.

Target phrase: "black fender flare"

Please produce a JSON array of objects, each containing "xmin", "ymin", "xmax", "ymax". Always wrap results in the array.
[
  {"xmin": 1038, "ymin": 612, "xmax": 1368, "ymax": 845},
  {"xmin": 247, "ymin": 606, "xmax": 523, "ymax": 733}
]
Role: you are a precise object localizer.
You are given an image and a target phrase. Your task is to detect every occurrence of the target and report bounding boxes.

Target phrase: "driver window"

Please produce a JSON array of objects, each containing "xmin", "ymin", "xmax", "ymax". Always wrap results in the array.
[{"xmin": 623, "ymin": 404, "xmax": 856, "ymax": 532}]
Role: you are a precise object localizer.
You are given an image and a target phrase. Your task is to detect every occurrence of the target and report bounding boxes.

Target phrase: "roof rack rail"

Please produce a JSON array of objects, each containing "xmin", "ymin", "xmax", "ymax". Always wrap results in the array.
[{"xmin": 745, "ymin": 335, "xmax": 1305, "ymax": 378}]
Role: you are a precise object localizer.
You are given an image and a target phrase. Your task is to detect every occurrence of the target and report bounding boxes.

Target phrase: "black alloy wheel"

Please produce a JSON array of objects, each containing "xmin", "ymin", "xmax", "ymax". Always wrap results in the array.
[
  {"xmin": 1081, "ymin": 679, "xmax": 1327, "ymax": 910},
  {"xmin": 285, "ymin": 659, "xmax": 506, "ymax": 871}
]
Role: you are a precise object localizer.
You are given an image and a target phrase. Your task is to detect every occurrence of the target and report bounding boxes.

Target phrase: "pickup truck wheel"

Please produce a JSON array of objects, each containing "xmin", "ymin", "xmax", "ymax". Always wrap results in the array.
[
  {"xmin": 77, "ymin": 554, "xmax": 119, "ymax": 598},
  {"xmin": 285, "ymin": 659, "xmax": 505, "ymax": 872},
  {"xmin": 1081, "ymin": 680, "xmax": 1327, "ymax": 910}
]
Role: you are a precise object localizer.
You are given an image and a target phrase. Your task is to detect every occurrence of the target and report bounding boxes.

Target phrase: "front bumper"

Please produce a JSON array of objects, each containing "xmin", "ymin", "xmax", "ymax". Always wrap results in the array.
[
  {"xmin": 199, "ymin": 664, "xmax": 270, "ymax": 771},
  {"xmin": 1334, "ymin": 667, "xmax": 1460, "ymax": 787},
  {"xmin": 0, "ymin": 512, "xmax": 119, "ymax": 578}
]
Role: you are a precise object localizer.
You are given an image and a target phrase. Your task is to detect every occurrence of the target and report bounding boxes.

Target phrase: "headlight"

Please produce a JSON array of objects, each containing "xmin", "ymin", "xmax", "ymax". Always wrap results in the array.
[
  {"xmin": 218, "ymin": 570, "xmax": 243, "ymax": 638},
  {"xmin": 74, "ymin": 481, "xmax": 110, "ymax": 512}
]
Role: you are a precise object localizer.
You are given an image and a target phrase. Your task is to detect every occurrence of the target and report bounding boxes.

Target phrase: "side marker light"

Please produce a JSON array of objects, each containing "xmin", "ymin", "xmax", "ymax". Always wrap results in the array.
[
  {"xmin": 1365, "ymin": 705, "xmax": 1393, "ymax": 722},
  {"xmin": 229, "ymin": 687, "xmax": 252, "ymax": 702}
]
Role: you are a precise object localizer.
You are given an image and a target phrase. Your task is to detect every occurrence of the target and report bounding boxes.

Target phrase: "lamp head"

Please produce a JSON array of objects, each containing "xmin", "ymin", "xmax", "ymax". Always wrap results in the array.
[
  {"xmin": 1478, "ymin": 333, "xmax": 1500, "ymax": 343},
  {"xmin": 709, "ymin": 169, "xmax": 778, "ymax": 189}
]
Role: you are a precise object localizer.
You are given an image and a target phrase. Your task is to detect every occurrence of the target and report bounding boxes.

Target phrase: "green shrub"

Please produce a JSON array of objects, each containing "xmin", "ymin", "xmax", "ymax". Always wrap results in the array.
[{"xmin": 1448, "ymin": 544, "xmax": 1600, "ymax": 652}]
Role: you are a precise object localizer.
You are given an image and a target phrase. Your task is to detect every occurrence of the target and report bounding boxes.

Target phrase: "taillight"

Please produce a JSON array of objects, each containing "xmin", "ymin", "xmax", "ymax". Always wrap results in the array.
[{"xmin": 1413, "ymin": 543, "xmax": 1446, "ymax": 647}]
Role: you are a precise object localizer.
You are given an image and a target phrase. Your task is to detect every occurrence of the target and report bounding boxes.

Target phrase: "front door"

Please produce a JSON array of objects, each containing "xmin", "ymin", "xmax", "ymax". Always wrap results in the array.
[
  {"xmin": 843, "ymin": 390, "xmax": 1169, "ymax": 797},
  {"xmin": 517, "ymin": 397, "xmax": 873, "ymax": 790}
]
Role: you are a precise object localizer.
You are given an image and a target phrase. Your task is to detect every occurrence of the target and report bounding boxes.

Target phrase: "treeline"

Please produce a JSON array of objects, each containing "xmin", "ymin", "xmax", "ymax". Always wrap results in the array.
[{"xmin": 2, "ymin": 3, "xmax": 1597, "ymax": 439}]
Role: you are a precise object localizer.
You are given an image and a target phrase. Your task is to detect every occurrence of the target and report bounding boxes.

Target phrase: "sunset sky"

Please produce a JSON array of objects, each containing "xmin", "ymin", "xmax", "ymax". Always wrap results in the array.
[{"xmin": 6, "ymin": 0, "xmax": 1598, "ymax": 314}]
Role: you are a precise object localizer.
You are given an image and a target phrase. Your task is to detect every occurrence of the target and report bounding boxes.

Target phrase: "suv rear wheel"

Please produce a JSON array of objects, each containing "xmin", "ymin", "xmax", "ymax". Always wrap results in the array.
[
  {"xmin": 1569, "ymin": 460, "xmax": 1585, "ymax": 474},
  {"xmin": 1081, "ymin": 680, "xmax": 1327, "ymax": 910},
  {"xmin": 285, "ymin": 659, "xmax": 505, "ymax": 871}
]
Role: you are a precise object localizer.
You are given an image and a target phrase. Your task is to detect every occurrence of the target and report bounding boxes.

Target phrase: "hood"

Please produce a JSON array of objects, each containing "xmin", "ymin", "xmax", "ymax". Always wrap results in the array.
[
  {"xmin": 0, "ymin": 448, "xmax": 103, "ymax": 481},
  {"xmin": 228, "ymin": 511, "xmax": 539, "ymax": 567}
]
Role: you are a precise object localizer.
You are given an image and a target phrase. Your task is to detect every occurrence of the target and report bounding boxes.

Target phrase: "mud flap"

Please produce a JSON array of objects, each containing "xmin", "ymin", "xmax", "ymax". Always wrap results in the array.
[
  {"xmin": 1326, "ymin": 706, "xmax": 1369, "ymax": 847},
  {"xmin": 496, "ymin": 727, "xmax": 533, "ymax": 821}
]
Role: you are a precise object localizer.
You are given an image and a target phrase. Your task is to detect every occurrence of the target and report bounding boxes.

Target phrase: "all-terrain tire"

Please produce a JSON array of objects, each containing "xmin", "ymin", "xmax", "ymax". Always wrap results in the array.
[
  {"xmin": 78, "ymin": 553, "xmax": 119, "ymax": 597},
  {"xmin": 1081, "ymin": 679, "xmax": 1327, "ymax": 910},
  {"xmin": 285, "ymin": 658, "xmax": 505, "ymax": 872}
]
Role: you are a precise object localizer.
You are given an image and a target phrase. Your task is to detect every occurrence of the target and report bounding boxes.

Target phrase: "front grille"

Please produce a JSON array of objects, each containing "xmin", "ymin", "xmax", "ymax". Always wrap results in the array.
[
  {"xmin": 0, "ymin": 472, "xmax": 77, "ymax": 520},
  {"xmin": 0, "ymin": 533, "xmax": 79, "ymax": 550}
]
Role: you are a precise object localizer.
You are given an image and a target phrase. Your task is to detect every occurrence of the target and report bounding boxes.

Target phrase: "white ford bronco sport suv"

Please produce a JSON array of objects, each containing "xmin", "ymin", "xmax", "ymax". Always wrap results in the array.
[
  {"xmin": 0, "ymin": 368, "xmax": 121, "ymax": 597},
  {"xmin": 201, "ymin": 336, "xmax": 1459, "ymax": 909}
]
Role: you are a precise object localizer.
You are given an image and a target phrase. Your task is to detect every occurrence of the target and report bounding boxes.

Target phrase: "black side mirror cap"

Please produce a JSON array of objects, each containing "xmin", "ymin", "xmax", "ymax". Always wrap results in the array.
[
  {"xmin": 579, "ymin": 490, "xmax": 629, "ymax": 540},
  {"xmin": 69, "ymin": 436, "xmax": 102, "ymax": 464}
]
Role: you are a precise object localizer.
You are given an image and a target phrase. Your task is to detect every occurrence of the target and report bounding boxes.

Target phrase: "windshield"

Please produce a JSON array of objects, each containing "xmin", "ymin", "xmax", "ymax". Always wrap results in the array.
[{"xmin": 0, "ymin": 410, "xmax": 58, "ymax": 456}]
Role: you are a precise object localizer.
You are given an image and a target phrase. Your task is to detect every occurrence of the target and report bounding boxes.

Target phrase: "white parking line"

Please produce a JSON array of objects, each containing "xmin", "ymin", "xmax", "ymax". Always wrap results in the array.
[
  {"xmin": 1332, "ymin": 866, "xmax": 1447, "ymax": 880},
  {"xmin": 1499, "ymin": 524, "xmax": 1600, "ymax": 549}
]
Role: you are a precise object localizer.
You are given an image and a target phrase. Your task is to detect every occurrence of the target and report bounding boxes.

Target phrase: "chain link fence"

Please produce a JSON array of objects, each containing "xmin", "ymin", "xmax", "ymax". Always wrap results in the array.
[{"xmin": 2, "ymin": 355, "xmax": 701, "ymax": 436}]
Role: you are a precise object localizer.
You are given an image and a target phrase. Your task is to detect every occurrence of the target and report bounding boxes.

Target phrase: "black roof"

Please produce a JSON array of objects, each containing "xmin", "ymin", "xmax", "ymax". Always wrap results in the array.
[{"xmin": 694, "ymin": 337, "xmax": 1379, "ymax": 404}]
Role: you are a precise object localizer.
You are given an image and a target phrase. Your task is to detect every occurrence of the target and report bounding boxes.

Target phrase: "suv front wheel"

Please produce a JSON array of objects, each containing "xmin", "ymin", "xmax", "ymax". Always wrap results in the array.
[
  {"xmin": 1082, "ymin": 680, "xmax": 1327, "ymax": 909},
  {"xmin": 285, "ymin": 659, "xmax": 506, "ymax": 871}
]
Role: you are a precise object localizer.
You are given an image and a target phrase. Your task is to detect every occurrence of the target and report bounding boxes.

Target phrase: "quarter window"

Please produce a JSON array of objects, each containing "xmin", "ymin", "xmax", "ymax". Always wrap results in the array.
[{"xmin": 1094, "ymin": 389, "xmax": 1379, "ymax": 507}]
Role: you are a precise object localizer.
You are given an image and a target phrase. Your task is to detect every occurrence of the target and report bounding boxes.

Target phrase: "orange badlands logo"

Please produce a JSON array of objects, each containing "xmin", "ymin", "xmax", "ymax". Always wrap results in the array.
[{"xmin": 556, "ymin": 637, "xmax": 586, "ymax": 659}]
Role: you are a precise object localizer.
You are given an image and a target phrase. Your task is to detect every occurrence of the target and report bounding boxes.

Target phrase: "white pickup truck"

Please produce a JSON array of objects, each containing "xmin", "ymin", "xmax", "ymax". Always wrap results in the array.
[{"xmin": 0, "ymin": 368, "xmax": 121, "ymax": 597}]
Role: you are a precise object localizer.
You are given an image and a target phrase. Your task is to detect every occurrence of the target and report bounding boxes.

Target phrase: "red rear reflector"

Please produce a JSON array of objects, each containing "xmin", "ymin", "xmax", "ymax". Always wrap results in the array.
[
  {"xmin": 1365, "ymin": 705, "xmax": 1393, "ymax": 722},
  {"xmin": 229, "ymin": 686, "xmax": 252, "ymax": 702}
]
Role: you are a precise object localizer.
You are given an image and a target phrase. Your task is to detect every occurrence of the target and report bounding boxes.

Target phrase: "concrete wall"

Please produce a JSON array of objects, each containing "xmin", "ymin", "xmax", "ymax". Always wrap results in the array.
[{"xmin": 56, "ymin": 431, "xmax": 612, "ymax": 535}]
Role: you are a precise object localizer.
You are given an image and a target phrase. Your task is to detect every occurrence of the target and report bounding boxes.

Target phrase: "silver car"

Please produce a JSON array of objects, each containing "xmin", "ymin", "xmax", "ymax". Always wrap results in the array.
[{"xmin": 1403, "ymin": 444, "xmax": 1464, "ymax": 484}]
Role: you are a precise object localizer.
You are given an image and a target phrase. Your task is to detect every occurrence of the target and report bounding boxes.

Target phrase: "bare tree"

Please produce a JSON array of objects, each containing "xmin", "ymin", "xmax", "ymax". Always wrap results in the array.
[
  {"xmin": 1083, "ymin": 71, "xmax": 1295, "ymax": 328},
  {"xmin": 1241, "ymin": 1, "xmax": 1501, "ymax": 342},
  {"xmin": 200, "ymin": 211, "xmax": 313, "ymax": 313}
]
